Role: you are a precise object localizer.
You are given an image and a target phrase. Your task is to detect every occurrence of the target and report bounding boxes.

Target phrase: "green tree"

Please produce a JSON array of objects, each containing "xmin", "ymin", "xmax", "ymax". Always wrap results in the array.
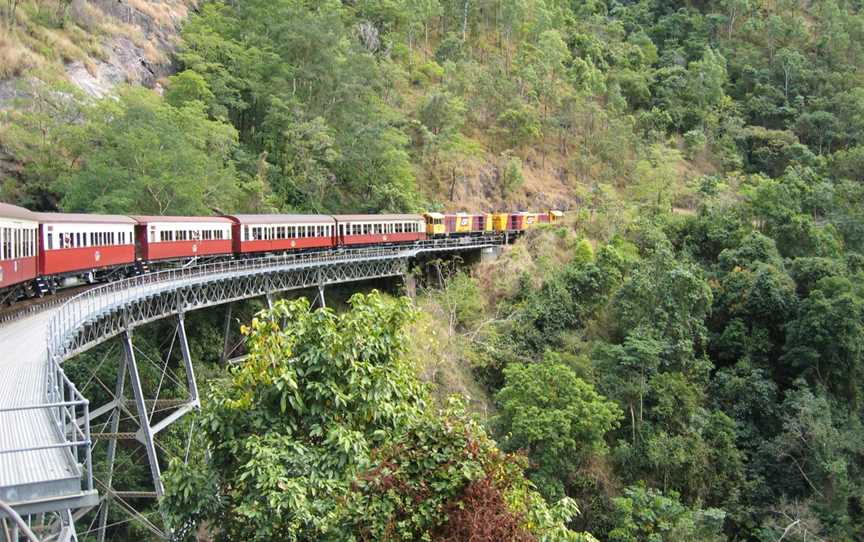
[
  {"xmin": 608, "ymin": 485, "xmax": 726, "ymax": 542},
  {"xmin": 164, "ymin": 70, "xmax": 216, "ymax": 109},
  {"xmin": 495, "ymin": 362, "xmax": 622, "ymax": 500},
  {"xmin": 60, "ymin": 87, "xmax": 239, "ymax": 214},
  {"xmin": 784, "ymin": 278, "xmax": 864, "ymax": 404},
  {"xmin": 164, "ymin": 293, "xmax": 589, "ymax": 541}
]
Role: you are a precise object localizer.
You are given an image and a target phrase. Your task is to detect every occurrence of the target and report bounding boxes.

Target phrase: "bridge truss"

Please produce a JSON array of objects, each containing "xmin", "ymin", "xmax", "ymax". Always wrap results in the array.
[{"xmin": 0, "ymin": 236, "xmax": 504, "ymax": 541}]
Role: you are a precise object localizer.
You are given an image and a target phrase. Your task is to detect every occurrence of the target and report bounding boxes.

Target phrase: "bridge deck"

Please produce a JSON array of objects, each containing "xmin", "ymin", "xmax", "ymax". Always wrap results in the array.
[{"xmin": 0, "ymin": 311, "xmax": 84, "ymax": 507}]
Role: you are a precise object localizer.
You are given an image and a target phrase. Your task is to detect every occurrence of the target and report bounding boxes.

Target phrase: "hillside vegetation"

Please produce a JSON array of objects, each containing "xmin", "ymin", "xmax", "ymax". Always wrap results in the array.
[{"xmin": 2, "ymin": 1, "xmax": 864, "ymax": 541}]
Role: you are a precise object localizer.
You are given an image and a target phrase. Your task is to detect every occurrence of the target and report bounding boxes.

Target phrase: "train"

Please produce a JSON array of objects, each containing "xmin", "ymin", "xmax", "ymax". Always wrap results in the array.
[{"xmin": 0, "ymin": 203, "xmax": 564, "ymax": 303}]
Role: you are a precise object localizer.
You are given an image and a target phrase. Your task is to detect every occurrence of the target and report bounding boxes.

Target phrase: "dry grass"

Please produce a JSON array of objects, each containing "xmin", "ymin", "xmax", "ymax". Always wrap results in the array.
[
  {"xmin": 474, "ymin": 219, "xmax": 581, "ymax": 303},
  {"xmin": 126, "ymin": 0, "xmax": 193, "ymax": 28},
  {"xmin": 409, "ymin": 296, "xmax": 496, "ymax": 420},
  {"xmin": 0, "ymin": 0, "xmax": 194, "ymax": 84},
  {"xmin": 0, "ymin": 32, "xmax": 39, "ymax": 78}
]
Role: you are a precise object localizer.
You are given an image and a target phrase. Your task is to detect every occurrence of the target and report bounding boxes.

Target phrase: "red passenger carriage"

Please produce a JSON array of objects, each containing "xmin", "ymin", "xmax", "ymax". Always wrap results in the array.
[
  {"xmin": 227, "ymin": 214, "xmax": 336, "ymax": 254},
  {"xmin": 335, "ymin": 214, "xmax": 426, "ymax": 246},
  {"xmin": 0, "ymin": 203, "xmax": 39, "ymax": 297},
  {"xmin": 133, "ymin": 216, "xmax": 233, "ymax": 261},
  {"xmin": 36, "ymin": 213, "xmax": 136, "ymax": 278}
]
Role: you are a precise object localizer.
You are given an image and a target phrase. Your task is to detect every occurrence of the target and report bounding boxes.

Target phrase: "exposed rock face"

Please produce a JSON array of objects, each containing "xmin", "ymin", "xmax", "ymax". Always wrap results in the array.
[{"xmin": 65, "ymin": 0, "xmax": 194, "ymax": 96}]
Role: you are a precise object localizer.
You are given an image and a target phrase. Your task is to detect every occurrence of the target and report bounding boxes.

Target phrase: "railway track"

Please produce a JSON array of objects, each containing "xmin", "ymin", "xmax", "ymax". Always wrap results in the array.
[{"xmin": 0, "ymin": 284, "xmax": 97, "ymax": 326}]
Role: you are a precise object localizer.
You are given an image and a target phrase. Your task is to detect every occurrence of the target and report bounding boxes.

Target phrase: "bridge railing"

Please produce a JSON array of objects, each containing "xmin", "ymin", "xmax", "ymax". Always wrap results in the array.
[{"xmin": 46, "ymin": 234, "xmax": 503, "ymax": 361}]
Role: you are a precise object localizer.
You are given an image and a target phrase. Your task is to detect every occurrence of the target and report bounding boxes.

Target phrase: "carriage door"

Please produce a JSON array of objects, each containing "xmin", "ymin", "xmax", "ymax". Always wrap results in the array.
[{"xmin": 444, "ymin": 215, "xmax": 456, "ymax": 234}]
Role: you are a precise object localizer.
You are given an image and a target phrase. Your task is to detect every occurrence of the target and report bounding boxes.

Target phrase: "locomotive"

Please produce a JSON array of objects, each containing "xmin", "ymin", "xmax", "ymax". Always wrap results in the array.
[{"xmin": 0, "ymin": 203, "xmax": 563, "ymax": 303}]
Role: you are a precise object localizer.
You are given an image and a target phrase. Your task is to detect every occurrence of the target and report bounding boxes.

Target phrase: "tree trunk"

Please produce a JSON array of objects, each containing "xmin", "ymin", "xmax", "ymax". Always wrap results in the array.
[
  {"xmin": 448, "ymin": 168, "xmax": 457, "ymax": 201},
  {"xmin": 461, "ymin": 0, "xmax": 469, "ymax": 41}
]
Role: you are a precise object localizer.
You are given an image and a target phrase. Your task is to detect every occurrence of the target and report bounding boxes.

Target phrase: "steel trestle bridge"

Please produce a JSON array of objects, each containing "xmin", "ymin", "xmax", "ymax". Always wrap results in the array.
[{"xmin": 0, "ymin": 235, "xmax": 504, "ymax": 541}]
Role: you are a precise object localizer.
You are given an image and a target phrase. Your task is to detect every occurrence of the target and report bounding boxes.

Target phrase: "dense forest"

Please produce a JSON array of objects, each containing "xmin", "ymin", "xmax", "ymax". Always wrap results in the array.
[{"xmin": 2, "ymin": 0, "xmax": 864, "ymax": 541}]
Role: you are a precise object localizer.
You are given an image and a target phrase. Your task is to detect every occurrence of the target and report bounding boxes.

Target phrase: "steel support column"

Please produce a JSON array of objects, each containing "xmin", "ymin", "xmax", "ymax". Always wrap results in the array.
[
  {"xmin": 120, "ymin": 330, "xmax": 164, "ymax": 498},
  {"xmin": 317, "ymin": 285, "xmax": 326, "ymax": 309},
  {"xmin": 176, "ymin": 313, "xmax": 199, "ymax": 407},
  {"xmin": 219, "ymin": 303, "xmax": 233, "ymax": 367},
  {"xmin": 96, "ymin": 359, "xmax": 126, "ymax": 542}
]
